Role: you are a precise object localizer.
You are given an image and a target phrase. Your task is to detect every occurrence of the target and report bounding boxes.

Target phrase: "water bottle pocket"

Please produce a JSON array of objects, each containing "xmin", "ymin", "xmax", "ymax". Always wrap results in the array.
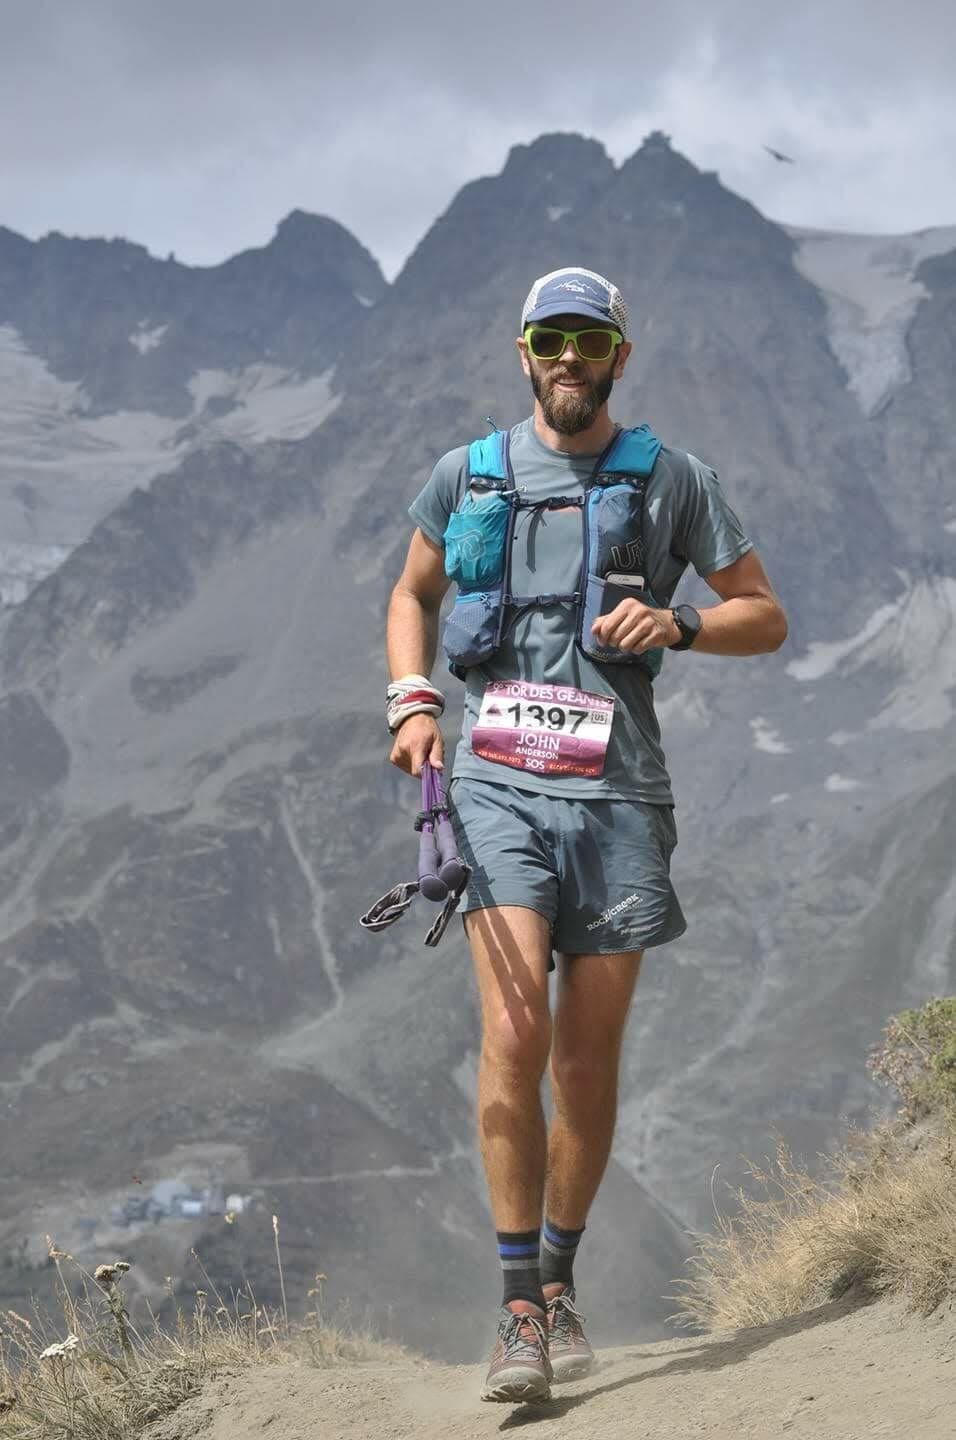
[{"xmin": 442, "ymin": 589, "xmax": 501, "ymax": 671}]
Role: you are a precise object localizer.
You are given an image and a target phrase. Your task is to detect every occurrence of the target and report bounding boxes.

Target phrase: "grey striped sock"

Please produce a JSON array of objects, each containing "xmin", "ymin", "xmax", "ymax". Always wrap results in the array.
[
  {"xmin": 497, "ymin": 1228, "xmax": 544, "ymax": 1309},
  {"xmin": 540, "ymin": 1218, "xmax": 585, "ymax": 1289}
]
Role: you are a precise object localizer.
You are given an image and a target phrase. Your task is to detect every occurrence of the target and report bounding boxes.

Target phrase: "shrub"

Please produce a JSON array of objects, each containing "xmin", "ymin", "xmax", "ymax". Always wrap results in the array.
[{"xmin": 868, "ymin": 997, "xmax": 956, "ymax": 1121}]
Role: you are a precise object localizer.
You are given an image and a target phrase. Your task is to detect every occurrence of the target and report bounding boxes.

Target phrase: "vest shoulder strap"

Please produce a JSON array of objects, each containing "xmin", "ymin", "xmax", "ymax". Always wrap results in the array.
[
  {"xmin": 467, "ymin": 429, "xmax": 511, "ymax": 483},
  {"xmin": 600, "ymin": 425, "xmax": 662, "ymax": 477},
  {"xmin": 466, "ymin": 424, "xmax": 660, "ymax": 484}
]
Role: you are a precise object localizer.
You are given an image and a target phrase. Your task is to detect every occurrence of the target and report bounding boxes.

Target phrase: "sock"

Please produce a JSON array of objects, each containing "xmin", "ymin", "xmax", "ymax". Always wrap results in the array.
[
  {"xmin": 540, "ymin": 1218, "xmax": 585, "ymax": 1290},
  {"xmin": 497, "ymin": 1228, "xmax": 544, "ymax": 1310}
]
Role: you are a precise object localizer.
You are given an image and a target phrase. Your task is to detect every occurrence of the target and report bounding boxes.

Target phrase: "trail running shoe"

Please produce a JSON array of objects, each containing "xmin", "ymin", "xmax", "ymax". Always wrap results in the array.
[
  {"xmin": 481, "ymin": 1306, "xmax": 552, "ymax": 1403},
  {"xmin": 546, "ymin": 1287, "xmax": 596, "ymax": 1381}
]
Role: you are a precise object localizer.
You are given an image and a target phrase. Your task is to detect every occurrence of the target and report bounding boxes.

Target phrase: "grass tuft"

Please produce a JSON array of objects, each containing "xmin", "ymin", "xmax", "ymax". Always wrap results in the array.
[{"xmin": 0, "ymin": 1220, "xmax": 398, "ymax": 1439}]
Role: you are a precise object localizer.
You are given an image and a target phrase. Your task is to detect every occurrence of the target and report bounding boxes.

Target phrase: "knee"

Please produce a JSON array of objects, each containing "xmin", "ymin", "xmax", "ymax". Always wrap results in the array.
[
  {"xmin": 483, "ymin": 1003, "xmax": 552, "ymax": 1081},
  {"xmin": 550, "ymin": 1044, "xmax": 619, "ymax": 1104}
]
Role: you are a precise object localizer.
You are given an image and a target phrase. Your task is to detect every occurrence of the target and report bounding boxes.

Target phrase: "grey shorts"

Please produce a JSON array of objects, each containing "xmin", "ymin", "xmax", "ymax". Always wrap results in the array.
[{"xmin": 447, "ymin": 777, "xmax": 686, "ymax": 958}]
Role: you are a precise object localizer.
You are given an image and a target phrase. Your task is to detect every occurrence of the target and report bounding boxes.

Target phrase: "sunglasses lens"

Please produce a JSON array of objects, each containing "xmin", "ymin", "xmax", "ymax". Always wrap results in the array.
[
  {"xmin": 528, "ymin": 328, "xmax": 565, "ymax": 359},
  {"xmin": 575, "ymin": 330, "xmax": 615, "ymax": 360}
]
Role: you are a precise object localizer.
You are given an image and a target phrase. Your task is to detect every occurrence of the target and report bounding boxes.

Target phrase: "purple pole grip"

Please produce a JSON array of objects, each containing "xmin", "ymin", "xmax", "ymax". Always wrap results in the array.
[
  {"xmin": 435, "ymin": 815, "xmax": 467, "ymax": 890},
  {"xmin": 418, "ymin": 830, "xmax": 448, "ymax": 902}
]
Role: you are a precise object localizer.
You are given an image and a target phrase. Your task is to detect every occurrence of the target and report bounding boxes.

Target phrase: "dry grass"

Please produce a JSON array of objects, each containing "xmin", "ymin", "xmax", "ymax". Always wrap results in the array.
[
  {"xmin": 673, "ymin": 996, "xmax": 956, "ymax": 1333},
  {"xmin": 0, "ymin": 1231, "xmax": 398, "ymax": 1439},
  {"xmin": 673, "ymin": 1122, "xmax": 956, "ymax": 1333}
]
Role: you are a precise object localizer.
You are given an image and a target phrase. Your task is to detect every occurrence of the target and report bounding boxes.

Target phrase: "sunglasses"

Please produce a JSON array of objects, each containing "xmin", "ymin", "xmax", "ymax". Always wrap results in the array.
[{"xmin": 523, "ymin": 325, "xmax": 624, "ymax": 362}]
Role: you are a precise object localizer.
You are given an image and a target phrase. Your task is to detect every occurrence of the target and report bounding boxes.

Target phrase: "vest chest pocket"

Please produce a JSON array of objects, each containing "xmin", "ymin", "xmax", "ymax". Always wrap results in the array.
[{"xmin": 442, "ymin": 492, "xmax": 510, "ymax": 590}]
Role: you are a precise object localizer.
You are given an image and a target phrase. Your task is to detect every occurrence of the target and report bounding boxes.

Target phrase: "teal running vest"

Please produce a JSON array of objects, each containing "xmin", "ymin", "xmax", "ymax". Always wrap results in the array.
[{"xmin": 441, "ymin": 424, "xmax": 665, "ymax": 681}]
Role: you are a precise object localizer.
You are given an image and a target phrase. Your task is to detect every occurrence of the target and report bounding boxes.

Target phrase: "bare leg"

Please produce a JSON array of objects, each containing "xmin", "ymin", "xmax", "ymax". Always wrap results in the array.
[
  {"xmin": 545, "ymin": 950, "xmax": 643, "ymax": 1230},
  {"xmin": 465, "ymin": 906, "xmax": 554, "ymax": 1231}
]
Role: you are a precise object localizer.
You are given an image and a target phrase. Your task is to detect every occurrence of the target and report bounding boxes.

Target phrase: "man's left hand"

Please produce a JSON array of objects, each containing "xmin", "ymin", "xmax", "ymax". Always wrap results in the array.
[{"xmin": 591, "ymin": 599, "xmax": 679, "ymax": 653}]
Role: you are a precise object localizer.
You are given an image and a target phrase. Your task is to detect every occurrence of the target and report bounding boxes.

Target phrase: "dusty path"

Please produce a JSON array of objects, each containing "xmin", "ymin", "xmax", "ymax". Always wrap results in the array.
[{"xmin": 149, "ymin": 1295, "xmax": 956, "ymax": 1440}]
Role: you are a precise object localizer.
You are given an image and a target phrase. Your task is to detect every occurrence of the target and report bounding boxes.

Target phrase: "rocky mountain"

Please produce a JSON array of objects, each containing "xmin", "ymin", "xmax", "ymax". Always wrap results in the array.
[
  {"xmin": 0, "ymin": 212, "xmax": 384, "ymax": 602},
  {"xmin": 0, "ymin": 132, "xmax": 953, "ymax": 1359}
]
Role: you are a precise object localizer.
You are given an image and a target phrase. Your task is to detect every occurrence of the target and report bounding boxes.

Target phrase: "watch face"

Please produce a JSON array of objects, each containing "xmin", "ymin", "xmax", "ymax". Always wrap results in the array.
[{"xmin": 671, "ymin": 605, "xmax": 701, "ymax": 649}]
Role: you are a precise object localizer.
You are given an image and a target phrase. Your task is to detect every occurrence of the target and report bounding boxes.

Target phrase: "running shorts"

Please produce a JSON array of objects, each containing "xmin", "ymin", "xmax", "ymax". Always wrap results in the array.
[{"xmin": 447, "ymin": 777, "xmax": 686, "ymax": 958}]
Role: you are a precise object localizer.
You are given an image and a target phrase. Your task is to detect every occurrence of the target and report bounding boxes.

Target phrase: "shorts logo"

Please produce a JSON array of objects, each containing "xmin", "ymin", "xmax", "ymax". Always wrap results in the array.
[{"xmin": 586, "ymin": 892, "xmax": 643, "ymax": 931}]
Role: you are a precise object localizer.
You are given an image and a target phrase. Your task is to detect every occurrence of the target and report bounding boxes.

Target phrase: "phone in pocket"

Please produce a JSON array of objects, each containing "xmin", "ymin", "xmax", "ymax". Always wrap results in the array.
[
  {"xmin": 599, "ymin": 574, "xmax": 649, "ymax": 616},
  {"xmin": 604, "ymin": 572, "xmax": 645, "ymax": 587}
]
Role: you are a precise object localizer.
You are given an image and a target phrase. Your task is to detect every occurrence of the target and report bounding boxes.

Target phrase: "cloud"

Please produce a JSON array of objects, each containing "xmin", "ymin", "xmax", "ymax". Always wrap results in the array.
[{"xmin": 1, "ymin": 0, "xmax": 953, "ymax": 275}]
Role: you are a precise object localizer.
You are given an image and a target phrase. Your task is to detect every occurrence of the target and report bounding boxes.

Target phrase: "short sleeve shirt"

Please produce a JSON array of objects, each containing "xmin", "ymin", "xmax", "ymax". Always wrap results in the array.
[{"xmin": 409, "ymin": 417, "xmax": 752, "ymax": 803}]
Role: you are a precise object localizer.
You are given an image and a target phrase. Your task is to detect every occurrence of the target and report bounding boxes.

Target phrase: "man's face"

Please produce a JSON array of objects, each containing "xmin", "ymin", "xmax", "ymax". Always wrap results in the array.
[{"xmin": 518, "ymin": 315, "xmax": 631, "ymax": 435}]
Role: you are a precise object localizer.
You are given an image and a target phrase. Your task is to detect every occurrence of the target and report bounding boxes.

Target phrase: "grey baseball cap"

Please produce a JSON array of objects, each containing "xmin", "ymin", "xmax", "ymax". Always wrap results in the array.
[{"xmin": 521, "ymin": 266, "xmax": 629, "ymax": 338}]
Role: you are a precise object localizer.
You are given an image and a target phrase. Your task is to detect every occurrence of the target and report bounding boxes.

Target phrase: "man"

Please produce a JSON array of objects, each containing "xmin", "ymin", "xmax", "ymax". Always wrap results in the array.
[{"xmin": 385, "ymin": 267, "xmax": 787, "ymax": 1402}]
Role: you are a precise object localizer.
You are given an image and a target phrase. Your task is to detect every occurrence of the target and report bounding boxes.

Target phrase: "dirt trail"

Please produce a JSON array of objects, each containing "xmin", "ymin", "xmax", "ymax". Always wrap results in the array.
[{"xmin": 149, "ymin": 1295, "xmax": 956, "ymax": 1440}]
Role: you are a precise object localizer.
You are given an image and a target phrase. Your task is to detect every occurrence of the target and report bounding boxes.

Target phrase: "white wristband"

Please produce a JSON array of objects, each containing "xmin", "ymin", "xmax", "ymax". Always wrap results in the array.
[{"xmin": 386, "ymin": 674, "xmax": 446, "ymax": 735}]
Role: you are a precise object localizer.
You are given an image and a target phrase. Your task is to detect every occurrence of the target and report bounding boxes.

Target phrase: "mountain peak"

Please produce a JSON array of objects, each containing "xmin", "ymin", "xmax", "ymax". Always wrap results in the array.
[
  {"xmin": 501, "ymin": 131, "xmax": 614, "ymax": 187},
  {"xmin": 273, "ymin": 209, "xmax": 348, "ymax": 245}
]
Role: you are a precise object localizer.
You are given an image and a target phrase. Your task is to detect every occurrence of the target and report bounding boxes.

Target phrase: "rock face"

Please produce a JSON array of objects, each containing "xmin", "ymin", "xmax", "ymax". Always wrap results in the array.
[
  {"xmin": 0, "ymin": 213, "xmax": 385, "ymax": 602},
  {"xmin": 0, "ymin": 132, "xmax": 953, "ymax": 1356}
]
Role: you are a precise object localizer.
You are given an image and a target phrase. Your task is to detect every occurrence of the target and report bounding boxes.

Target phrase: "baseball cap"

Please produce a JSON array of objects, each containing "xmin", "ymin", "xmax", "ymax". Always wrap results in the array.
[{"xmin": 521, "ymin": 267, "xmax": 629, "ymax": 338}]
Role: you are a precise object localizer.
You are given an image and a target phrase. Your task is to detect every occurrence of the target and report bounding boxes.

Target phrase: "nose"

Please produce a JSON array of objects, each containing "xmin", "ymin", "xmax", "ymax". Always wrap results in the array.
[{"xmin": 558, "ymin": 339, "xmax": 579, "ymax": 362}]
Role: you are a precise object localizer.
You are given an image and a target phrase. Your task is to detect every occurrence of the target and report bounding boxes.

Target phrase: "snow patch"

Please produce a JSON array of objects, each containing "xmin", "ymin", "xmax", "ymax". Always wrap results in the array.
[
  {"xmin": 188, "ymin": 365, "xmax": 339, "ymax": 445},
  {"xmin": 654, "ymin": 687, "xmax": 710, "ymax": 727},
  {"xmin": 866, "ymin": 577, "xmax": 956, "ymax": 733},
  {"xmin": 0, "ymin": 543, "xmax": 72, "ymax": 606},
  {"xmin": 547, "ymin": 205, "xmax": 572, "ymax": 222},
  {"xmin": 0, "ymin": 326, "xmax": 341, "ymax": 602},
  {"xmin": 786, "ymin": 601, "xmax": 900, "ymax": 680},
  {"xmin": 354, "ymin": 292, "xmax": 376, "ymax": 308},
  {"xmin": 129, "ymin": 322, "xmax": 168, "ymax": 355},
  {"xmin": 790, "ymin": 225, "xmax": 956, "ymax": 415},
  {"xmin": 825, "ymin": 773, "xmax": 863, "ymax": 792},
  {"xmin": 787, "ymin": 578, "xmax": 956, "ymax": 733},
  {"xmin": 750, "ymin": 716, "xmax": 791, "ymax": 754},
  {"xmin": 770, "ymin": 793, "xmax": 791, "ymax": 804},
  {"xmin": 827, "ymin": 730, "xmax": 857, "ymax": 747}
]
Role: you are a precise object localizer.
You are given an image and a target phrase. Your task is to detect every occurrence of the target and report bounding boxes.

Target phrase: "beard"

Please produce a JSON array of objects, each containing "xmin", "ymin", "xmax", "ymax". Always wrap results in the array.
[{"xmin": 529, "ymin": 359, "xmax": 616, "ymax": 435}]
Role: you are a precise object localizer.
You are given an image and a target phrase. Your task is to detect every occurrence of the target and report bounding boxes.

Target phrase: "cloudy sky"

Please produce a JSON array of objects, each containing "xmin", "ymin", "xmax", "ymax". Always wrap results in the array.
[{"xmin": 3, "ymin": 0, "xmax": 954, "ymax": 278}]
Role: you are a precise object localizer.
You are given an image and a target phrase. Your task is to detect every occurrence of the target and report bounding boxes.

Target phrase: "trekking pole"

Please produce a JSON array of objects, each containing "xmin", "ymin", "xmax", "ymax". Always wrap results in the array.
[
  {"xmin": 417, "ymin": 764, "xmax": 449, "ymax": 902},
  {"xmin": 427, "ymin": 763, "xmax": 469, "ymax": 892}
]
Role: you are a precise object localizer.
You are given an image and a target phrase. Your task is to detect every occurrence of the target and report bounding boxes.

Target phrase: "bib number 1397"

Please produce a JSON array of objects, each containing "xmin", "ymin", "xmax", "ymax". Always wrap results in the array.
[
  {"xmin": 472, "ymin": 680, "xmax": 614, "ymax": 778},
  {"xmin": 505, "ymin": 701, "xmax": 588, "ymax": 733}
]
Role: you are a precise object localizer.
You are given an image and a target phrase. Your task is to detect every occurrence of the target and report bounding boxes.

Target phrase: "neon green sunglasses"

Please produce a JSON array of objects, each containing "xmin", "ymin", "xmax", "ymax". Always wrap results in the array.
[{"xmin": 523, "ymin": 325, "xmax": 624, "ymax": 362}]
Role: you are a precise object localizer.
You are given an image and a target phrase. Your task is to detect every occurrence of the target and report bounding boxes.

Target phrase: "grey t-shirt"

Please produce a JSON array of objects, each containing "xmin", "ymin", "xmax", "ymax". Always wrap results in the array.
[{"xmin": 409, "ymin": 417, "xmax": 752, "ymax": 803}]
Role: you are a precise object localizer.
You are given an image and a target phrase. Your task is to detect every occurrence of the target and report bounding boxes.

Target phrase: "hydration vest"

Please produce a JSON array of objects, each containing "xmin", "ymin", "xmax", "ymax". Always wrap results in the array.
[{"xmin": 441, "ymin": 424, "xmax": 666, "ymax": 681}]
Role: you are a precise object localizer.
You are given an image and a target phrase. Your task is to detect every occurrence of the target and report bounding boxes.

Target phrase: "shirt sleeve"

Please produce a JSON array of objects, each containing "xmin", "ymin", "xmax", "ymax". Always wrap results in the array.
[
  {"xmin": 408, "ymin": 446, "xmax": 469, "ymax": 546},
  {"xmin": 675, "ymin": 453, "xmax": 753, "ymax": 578}
]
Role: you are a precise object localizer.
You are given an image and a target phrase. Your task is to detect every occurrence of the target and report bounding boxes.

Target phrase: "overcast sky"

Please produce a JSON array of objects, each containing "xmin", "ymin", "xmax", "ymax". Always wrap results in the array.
[{"xmin": 3, "ymin": 0, "xmax": 954, "ymax": 278}]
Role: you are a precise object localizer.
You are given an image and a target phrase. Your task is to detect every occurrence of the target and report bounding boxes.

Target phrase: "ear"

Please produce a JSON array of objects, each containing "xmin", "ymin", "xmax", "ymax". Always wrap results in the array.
[
  {"xmin": 613, "ymin": 340, "xmax": 633, "ymax": 379},
  {"xmin": 516, "ymin": 335, "xmax": 532, "ymax": 378}
]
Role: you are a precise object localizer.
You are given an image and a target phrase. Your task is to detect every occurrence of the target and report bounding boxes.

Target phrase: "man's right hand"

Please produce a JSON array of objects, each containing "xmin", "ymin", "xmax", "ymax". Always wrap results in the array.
[{"xmin": 389, "ymin": 714, "xmax": 445, "ymax": 776}]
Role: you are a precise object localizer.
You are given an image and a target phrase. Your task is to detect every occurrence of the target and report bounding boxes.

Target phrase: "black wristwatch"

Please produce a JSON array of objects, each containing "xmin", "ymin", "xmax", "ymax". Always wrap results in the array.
[{"xmin": 669, "ymin": 604, "xmax": 702, "ymax": 651}]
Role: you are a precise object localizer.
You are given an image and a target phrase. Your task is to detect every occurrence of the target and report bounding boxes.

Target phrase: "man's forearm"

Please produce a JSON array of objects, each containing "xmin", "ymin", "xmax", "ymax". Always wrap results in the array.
[
  {"xmin": 689, "ymin": 595, "xmax": 788, "ymax": 656},
  {"xmin": 386, "ymin": 583, "xmax": 442, "ymax": 679}
]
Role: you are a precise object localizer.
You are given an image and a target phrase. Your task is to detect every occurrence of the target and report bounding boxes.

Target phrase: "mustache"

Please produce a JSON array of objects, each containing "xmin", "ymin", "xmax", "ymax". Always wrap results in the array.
[{"xmin": 548, "ymin": 368, "xmax": 590, "ymax": 386}]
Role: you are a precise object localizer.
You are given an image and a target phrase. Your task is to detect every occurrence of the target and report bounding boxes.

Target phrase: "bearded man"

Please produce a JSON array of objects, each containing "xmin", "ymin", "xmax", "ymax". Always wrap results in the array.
[{"xmin": 385, "ymin": 267, "xmax": 787, "ymax": 1403}]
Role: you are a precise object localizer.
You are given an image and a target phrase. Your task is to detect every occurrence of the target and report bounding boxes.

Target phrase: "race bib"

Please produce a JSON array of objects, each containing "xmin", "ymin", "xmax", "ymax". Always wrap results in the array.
[{"xmin": 472, "ymin": 680, "xmax": 614, "ymax": 777}]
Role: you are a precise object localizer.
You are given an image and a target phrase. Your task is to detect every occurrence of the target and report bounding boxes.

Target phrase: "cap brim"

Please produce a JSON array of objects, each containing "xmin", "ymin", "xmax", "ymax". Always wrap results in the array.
[{"xmin": 523, "ymin": 300, "xmax": 622, "ymax": 332}]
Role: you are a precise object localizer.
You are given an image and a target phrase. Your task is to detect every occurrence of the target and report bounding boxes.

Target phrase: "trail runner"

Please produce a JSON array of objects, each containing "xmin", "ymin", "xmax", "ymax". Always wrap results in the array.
[{"xmin": 385, "ymin": 267, "xmax": 787, "ymax": 1402}]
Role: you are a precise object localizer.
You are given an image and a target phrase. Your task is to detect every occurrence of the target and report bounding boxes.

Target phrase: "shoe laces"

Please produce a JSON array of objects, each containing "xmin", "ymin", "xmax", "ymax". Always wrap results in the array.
[
  {"xmin": 547, "ymin": 1290, "xmax": 586, "ymax": 1341},
  {"xmin": 500, "ymin": 1309, "xmax": 548, "ymax": 1359}
]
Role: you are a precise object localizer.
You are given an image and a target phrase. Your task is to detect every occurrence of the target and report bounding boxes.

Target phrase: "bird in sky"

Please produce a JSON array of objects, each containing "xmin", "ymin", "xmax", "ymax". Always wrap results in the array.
[{"xmin": 764, "ymin": 145, "xmax": 796, "ymax": 164}]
